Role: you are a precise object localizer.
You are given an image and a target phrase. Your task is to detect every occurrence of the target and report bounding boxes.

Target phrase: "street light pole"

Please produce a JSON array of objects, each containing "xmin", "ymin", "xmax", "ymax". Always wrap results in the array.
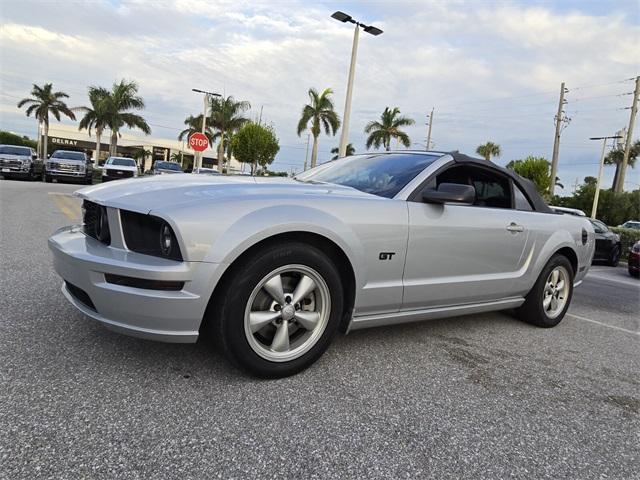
[
  {"xmin": 590, "ymin": 135, "xmax": 622, "ymax": 218},
  {"xmin": 331, "ymin": 11, "xmax": 383, "ymax": 158},
  {"xmin": 338, "ymin": 24, "xmax": 359, "ymax": 158}
]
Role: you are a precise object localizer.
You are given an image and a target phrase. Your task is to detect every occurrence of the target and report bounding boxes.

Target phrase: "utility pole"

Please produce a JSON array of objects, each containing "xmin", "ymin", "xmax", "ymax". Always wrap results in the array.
[
  {"xmin": 426, "ymin": 108, "xmax": 434, "ymax": 151},
  {"xmin": 616, "ymin": 76, "xmax": 640, "ymax": 193},
  {"xmin": 550, "ymin": 82, "xmax": 569, "ymax": 197},
  {"xmin": 198, "ymin": 93, "xmax": 209, "ymax": 171},
  {"xmin": 303, "ymin": 134, "xmax": 310, "ymax": 171},
  {"xmin": 590, "ymin": 135, "xmax": 622, "ymax": 218}
]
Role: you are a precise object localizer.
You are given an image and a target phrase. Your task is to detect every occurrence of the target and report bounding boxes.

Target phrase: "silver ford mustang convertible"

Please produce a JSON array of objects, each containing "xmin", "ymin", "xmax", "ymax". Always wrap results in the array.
[{"xmin": 49, "ymin": 151, "xmax": 595, "ymax": 377}]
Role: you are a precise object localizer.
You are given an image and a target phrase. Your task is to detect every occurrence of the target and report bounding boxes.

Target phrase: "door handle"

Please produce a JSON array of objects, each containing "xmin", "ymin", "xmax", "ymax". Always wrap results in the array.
[{"xmin": 507, "ymin": 222, "xmax": 524, "ymax": 233}]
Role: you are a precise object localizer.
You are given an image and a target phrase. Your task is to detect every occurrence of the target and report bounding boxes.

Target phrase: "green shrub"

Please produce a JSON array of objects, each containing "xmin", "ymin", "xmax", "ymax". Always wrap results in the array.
[{"xmin": 610, "ymin": 227, "xmax": 640, "ymax": 261}]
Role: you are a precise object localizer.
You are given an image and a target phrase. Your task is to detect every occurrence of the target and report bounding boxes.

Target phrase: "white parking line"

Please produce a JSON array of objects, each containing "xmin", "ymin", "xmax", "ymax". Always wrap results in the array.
[
  {"xmin": 567, "ymin": 313, "xmax": 639, "ymax": 336},
  {"xmin": 585, "ymin": 272, "xmax": 640, "ymax": 288}
]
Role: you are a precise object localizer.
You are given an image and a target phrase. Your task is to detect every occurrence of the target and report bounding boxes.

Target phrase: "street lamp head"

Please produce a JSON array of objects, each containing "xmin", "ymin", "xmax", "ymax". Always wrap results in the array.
[
  {"xmin": 331, "ymin": 11, "xmax": 352, "ymax": 23},
  {"xmin": 363, "ymin": 25, "xmax": 383, "ymax": 36}
]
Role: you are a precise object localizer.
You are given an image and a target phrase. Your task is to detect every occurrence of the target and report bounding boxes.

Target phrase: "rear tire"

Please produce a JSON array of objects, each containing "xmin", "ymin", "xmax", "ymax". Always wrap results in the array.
[
  {"xmin": 607, "ymin": 246, "xmax": 620, "ymax": 267},
  {"xmin": 516, "ymin": 254, "xmax": 574, "ymax": 328},
  {"xmin": 207, "ymin": 242, "xmax": 344, "ymax": 378}
]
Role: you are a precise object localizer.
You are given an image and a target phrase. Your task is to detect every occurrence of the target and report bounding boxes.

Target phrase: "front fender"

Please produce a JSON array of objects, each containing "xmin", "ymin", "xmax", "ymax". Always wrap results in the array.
[{"xmin": 202, "ymin": 204, "xmax": 366, "ymax": 287}]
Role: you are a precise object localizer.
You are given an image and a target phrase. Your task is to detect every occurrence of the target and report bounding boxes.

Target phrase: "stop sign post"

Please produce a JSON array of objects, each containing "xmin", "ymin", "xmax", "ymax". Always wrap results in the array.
[{"xmin": 189, "ymin": 132, "xmax": 209, "ymax": 152}]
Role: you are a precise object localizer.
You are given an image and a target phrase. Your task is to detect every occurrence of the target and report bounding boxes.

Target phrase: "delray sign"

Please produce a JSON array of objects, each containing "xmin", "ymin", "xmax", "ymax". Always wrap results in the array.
[{"xmin": 51, "ymin": 137, "xmax": 78, "ymax": 146}]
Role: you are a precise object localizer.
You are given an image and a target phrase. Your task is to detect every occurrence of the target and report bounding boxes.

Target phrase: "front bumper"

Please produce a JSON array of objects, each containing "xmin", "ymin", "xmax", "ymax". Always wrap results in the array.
[
  {"xmin": 48, "ymin": 225, "xmax": 221, "ymax": 343},
  {"xmin": 47, "ymin": 169, "xmax": 86, "ymax": 178}
]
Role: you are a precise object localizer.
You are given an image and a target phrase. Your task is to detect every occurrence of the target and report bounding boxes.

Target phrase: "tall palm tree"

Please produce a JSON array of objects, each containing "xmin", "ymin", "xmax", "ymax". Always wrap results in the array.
[
  {"xmin": 297, "ymin": 87, "xmax": 340, "ymax": 168},
  {"xmin": 209, "ymin": 96, "xmax": 250, "ymax": 169},
  {"xmin": 605, "ymin": 140, "xmax": 639, "ymax": 191},
  {"xmin": 178, "ymin": 114, "xmax": 214, "ymax": 144},
  {"xmin": 17, "ymin": 83, "xmax": 76, "ymax": 160},
  {"xmin": 476, "ymin": 141, "xmax": 501, "ymax": 162},
  {"xmin": 104, "ymin": 79, "xmax": 151, "ymax": 155},
  {"xmin": 77, "ymin": 86, "xmax": 110, "ymax": 164},
  {"xmin": 331, "ymin": 143, "xmax": 355, "ymax": 160},
  {"xmin": 364, "ymin": 107, "xmax": 414, "ymax": 151}
]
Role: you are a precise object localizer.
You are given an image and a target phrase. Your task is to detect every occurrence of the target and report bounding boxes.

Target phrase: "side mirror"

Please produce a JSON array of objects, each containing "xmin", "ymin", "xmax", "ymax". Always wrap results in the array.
[
  {"xmin": 32, "ymin": 155, "xmax": 37, "ymax": 160},
  {"xmin": 422, "ymin": 183, "xmax": 476, "ymax": 205}
]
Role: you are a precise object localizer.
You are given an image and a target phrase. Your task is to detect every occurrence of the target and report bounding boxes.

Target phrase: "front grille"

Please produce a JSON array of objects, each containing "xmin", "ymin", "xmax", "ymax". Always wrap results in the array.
[
  {"xmin": 0, "ymin": 159, "xmax": 23, "ymax": 168},
  {"xmin": 49, "ymin": 162, "xmax": 82, "ymax": 172},
  {"xmin": 82, "ymin": 200, "xmax": 111, "ymax": 245},
  {"xmin": 106, "ymin": 169, "xmax": 134, "ymax": 178},
  {"xmin": 65, "ymin": 281, "xmax": 96, "ymax": 311}
]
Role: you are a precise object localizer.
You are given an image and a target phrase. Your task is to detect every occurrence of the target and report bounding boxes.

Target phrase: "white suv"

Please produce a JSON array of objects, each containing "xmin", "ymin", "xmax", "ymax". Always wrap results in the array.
[{"xmin": 102, "ymin": 157, "xmax": 139, "ymax": 182}]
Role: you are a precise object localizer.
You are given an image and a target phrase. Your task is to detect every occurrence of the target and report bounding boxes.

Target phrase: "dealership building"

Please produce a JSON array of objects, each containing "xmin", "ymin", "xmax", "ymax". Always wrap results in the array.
[{"xmin": 45, "ymin": 124, "xmax": 247, "ymax": 173}]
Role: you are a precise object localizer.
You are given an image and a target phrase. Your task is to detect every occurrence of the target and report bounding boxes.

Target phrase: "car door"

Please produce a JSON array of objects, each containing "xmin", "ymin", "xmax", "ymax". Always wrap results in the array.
[{"xmin": 402, "ymin": 164, "xmax": 535, "ymax": 310}]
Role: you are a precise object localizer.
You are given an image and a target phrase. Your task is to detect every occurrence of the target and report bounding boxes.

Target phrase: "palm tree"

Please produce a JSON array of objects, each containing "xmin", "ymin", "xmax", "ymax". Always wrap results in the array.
[
  {"xmin": 605, "ymin": 140, "xmax": 639, "ymax": 191},
  {"xmin": 364, "ymin": 107, "xmax": 414, "ymax": 151},
  {"xmin": 17, "ymin": 83, "xmax": 76, "ymax": 160},
  {"xmin": 209, "ymin": 96, "xmax": 251, "ymax": 169},
  {"xmin": 331, "ymin": 143, "xmax": 355, "ymax": 160},
  {"xmin": 297, "ymin": 88, "xmax": 340, "ymax": 168},
  {"xmin": 77, "ymin": 86, "xmax": 110, "ymax": 164},
  {"xmin": 132, "ymin": 148, "xmax": 151, "ymax": 170},
  {"xmin": 103, "ymin": 79, "xmax": 151, "ymax": 155},
  {"xmin": 476, "ymin": 141, "xmax": 501, "ymax": 162},
  {"xmin": 178, "ymin": 114, "xmax": 214, "ymax": 144}
]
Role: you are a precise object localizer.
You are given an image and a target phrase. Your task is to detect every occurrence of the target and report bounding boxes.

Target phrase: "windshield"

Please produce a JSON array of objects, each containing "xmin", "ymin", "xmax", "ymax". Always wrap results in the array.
[
  {"xmin": 297, "ymin": 153, "xmax": 440, "ymax": 198},
  {"xmin": 107, "ymin": 157, "xmax": 136, "ymax": 167},
  {"xmin": 51, "ymin": 151, "xmax": 85, "ymax": 161},
  {"xmin": 155, "ymin": 161, "xmax": 182, "ymax": 171},
  {"xmin": 0, "ymin": 146, "xmax": 31, "ymax": 156}
]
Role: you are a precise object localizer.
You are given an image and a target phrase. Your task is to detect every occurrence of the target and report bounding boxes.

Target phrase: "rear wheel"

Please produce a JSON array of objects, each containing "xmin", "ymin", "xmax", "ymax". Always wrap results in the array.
[
  {"xmin": 209, "ymin": 242, "xmax": 344, "ymax": 378},
  {"xmin": 516, "ymin": 254, "xmax": 574, "ymax": 328}
]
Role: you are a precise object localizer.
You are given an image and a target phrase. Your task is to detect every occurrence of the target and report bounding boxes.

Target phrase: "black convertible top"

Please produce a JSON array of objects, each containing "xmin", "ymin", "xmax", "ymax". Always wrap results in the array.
[{"xmin": 448, "ymin": 151, "xmax": 554, "ymax": 214}]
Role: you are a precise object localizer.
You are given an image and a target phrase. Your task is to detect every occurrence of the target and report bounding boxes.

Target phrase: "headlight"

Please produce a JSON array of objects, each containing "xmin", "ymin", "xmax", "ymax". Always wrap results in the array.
[
  {"xmin": 120, "ymin": 210, "xmax": 182, "ymax": 261},
  {"xmin": 102, "ymin": 169, "xmax": 108, "ymax": 176}
]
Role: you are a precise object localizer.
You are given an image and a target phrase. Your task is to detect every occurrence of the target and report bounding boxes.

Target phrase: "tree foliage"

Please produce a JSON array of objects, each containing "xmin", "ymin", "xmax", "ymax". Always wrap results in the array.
[
  {"xmin": 231, "ymin": 123, "xmax": 280, "ymax": 174},
  {"xmin": 553, "ymin": 177, "xmax": 640, "ymax": 225},
  {"xmin": 364, "ymin": 107, "xmax": 414, "ymax": 151},
  {"xmin": 209, "ymin": 95, "xmax": 251, "ymax": 165},
  {"xmin": 331, "ymin": 143, "xmax": 355, "ymax": 160},
  {"xmin": 506, "ymin": 156, "xmax": 556, "ymax": 198},
  {"xmin": 178, "ymin": 114, "xmax": 214, "ymax": 144},
  {"xmin": 604, "ymin": 139, "xmax": 639, "ymax": 190},
  {"xmin": 476, "ymin": 141, "xmax": 501, "ymax": 162},
  {"xmin": 0, "ymin": 130, "xmax": 36, "ymax": 148}
]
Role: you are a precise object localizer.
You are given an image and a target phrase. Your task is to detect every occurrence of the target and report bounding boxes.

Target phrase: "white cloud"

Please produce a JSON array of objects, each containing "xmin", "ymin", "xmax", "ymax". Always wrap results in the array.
[{"xmin": 0, "ymin": 0, "xmax": 638, "ymax": 187}]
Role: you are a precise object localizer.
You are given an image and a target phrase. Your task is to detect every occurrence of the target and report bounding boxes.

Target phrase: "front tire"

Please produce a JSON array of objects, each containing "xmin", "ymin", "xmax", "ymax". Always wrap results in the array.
[
  {"xmin": 516, "ymin": 254, "xmax": 574, "ymax": 328},
  {"xmin": 209, "ymin": 242, "xmax": 344, "ymax": 378}
]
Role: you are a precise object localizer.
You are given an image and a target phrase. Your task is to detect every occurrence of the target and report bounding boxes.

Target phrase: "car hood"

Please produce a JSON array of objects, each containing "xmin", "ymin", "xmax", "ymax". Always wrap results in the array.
[
  {"xmin": 74, "ymin": 174, "xmax": 379, "ymax": 213},
  {"xmin": 0, "ymin": 154, "xmax": 30, "ymax": 159}
]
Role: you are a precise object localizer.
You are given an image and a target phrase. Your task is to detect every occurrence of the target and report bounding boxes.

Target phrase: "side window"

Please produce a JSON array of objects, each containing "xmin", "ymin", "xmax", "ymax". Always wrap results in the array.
[
  {"xmin": 434, "ymin": 165, "xmax": 512, "ymax": 209},
  {"xmin": 513, "ymin": 183, "xmax": 533, "ymax": 211}
]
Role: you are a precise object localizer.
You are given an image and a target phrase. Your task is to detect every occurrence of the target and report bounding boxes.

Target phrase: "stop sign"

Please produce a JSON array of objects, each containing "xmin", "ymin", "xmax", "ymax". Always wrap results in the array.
[{"xmin": 189, "ymin": 132, "xmax": 209, "ymax": 152}]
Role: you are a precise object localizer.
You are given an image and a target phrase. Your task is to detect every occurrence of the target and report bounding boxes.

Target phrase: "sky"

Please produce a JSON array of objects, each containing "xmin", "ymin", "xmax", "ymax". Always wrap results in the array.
[{"xmin": 1, "ymin": 0, "xmax": 639, "ymax": 193}]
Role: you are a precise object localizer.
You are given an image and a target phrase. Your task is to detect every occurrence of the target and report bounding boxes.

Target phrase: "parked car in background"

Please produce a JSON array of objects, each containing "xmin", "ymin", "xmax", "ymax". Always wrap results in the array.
[
  {"xmin": 589, "ymin": 219, "xmax": 621, "ymax": 266},
  {"xmin": 49, "ymin": 151, "xmax": 595, "ymax": 378},
  {"xmin": 628, "ymin": 241, "xmax": 640, "ymax": 278},
  {"xmin": 550, "ymin": 206, "xmax": 586, "ymax": 217},
  {"xmin": 102, "ymin": 156, "xmax": 139, "ymax": 182},
  {"xmin": 45, "ymin": 150, "xmax": 93, "ymax": 184},
  {"xmin": 150, "ymin": 161, "xmax": 184, "ymax": 175},
  {"xmin": 619, "ymin": 220, "xmax": 640, "ymax": 230},
  {"xmin": 0, "ymin": 144, "xmax": 43, "ymax": 180},
  {"xmin": 192, "ymin": 167, "xmax": 220, "ymax": 175}
]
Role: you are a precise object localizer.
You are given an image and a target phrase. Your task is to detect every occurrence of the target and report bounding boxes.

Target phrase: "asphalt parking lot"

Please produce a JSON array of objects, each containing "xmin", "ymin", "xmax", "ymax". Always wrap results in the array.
[{"xmin": 1, "ymin": 179, "xmax": 638, "ymax": 479}]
